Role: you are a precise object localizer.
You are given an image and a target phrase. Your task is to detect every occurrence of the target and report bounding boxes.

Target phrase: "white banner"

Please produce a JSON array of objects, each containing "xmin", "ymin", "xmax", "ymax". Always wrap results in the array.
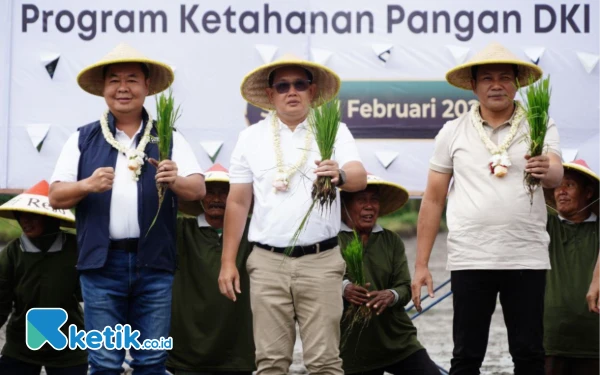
[{"xmin": 2, "ymin": 0, "xmax": 598, "ymax": 192}]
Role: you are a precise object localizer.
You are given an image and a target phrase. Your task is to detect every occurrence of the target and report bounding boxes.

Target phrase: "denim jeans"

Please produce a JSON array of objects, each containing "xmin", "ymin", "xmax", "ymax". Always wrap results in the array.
[{"xmin": 80, "ymin": 249, "xmax": 174, "ymax": 375}]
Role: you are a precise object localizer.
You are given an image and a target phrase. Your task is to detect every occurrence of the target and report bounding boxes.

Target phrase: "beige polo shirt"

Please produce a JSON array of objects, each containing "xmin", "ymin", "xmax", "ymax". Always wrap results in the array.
[{"xmin": 430, "ymin": 103, "xmax": 561, "ymax": 270}]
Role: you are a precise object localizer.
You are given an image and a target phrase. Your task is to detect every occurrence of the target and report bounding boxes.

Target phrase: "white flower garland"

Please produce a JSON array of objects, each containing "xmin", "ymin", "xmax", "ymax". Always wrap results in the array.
[
  {"xmin": 470, "ymin": 101, "xmax": 526, "ymax": 177},
  {"xmin": 271, "ymin": 112, "xmax": 313, "ymax": 192},
  {"xmin": 100, "ymin": 109, "xmax": 153, "ymax": 181}
]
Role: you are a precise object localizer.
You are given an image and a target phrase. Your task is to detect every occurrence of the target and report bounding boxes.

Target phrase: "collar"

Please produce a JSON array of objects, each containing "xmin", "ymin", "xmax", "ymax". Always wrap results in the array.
[
  {"xmin": 197, "ymin": 214, "xmax": 223, "ymax": 236},
  {"xmin": 558, "ymin": 212, "xmax": 597, "ymax": 224},
  {"xmin": 340, "ymin": 222, "xmax": 384, "ymax": 233},
  {"xmin": 196, "ymin": 213, "xmax": 211, "ymax": 228},
  {"xmin": 115, "ymin": 121, "xmax": 144, "ymax": 139},
  {"xmin": 475, "ymin": 101, "xmax": 521, "ymax": 128},
  {"xmin": 108, "ymin": 108, "xmax": 149, "ymax": 137},
  {"xmin": 276, "ymin": 115, "xmax": 309, "ymax": 131},
  {"xmin": 20, "ymin": 233, "xmax": 65, "ymax": 253}
]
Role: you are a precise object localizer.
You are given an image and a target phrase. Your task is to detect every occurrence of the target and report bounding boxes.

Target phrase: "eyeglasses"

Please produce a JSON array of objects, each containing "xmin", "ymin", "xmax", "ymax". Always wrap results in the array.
[{"xmin": 271, "ymin": 79, "xmax": 312, "ymax": 94}]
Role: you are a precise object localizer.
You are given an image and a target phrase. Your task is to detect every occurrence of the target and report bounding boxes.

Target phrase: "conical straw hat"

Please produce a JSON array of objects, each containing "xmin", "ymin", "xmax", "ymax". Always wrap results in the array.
[
  {"xmin": 0, "ymin": 180, "xmax": 75, "ymax": 228},
  {"xmin": 446, "ymin": 42, "xmax": 543, "ymax": 90},
  {"xmin": 341, "ymin": 174, "xmax": 410, "ymax": 217},
  {"xmin": 241, "ymin": 53, "xmax": 341, "ymax": 111},
  {"xmin": 77, "ymin": 42, "xmax": 174, "ymax": 96},
  {"xmin": 544, "ymin": 159, "xmax": 599, "ymax": 215}
]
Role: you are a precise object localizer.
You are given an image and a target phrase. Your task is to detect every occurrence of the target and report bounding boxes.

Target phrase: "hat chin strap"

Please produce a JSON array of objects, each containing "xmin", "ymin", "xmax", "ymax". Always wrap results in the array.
[
  {"xmin": 577, "ymin": 198, "xmax": 600, "ymax": 215},
  {"xmin": 342, "ymin": 201, "xmax": 354, "ymax": 228},
  {"xmin": 547, "ymin": 197, "xmax": 599, "ymax": 215}
]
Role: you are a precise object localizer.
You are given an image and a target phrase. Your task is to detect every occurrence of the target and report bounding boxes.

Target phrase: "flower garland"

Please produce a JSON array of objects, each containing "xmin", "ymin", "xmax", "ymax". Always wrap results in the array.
[
  {"xmin": 471, "ymin": 101, "xmax": 526, "ymax": 177},
  {"xmin": 271, "ymin": 112, "xmax": 313, "ymax": 192},
  {"xmin": 100, "ymin": 109, "xmax": 153, "ymax": 181}
]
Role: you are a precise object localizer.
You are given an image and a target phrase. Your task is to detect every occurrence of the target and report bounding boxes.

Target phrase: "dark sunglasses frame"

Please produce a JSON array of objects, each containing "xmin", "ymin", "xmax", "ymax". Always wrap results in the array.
[{"xmin": 271, "ymin": 79, "xmax": 312, "ymax": 94}]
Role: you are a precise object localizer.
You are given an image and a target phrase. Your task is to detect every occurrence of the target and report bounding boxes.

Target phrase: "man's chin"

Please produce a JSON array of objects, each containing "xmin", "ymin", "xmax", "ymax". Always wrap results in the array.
[
  {"xmin": 485, "ymin": 102, "xmax": 511, "ymax": 112},
  {"xmin": 358, "ymin": 222, "xmax": 375, "ymax": 231},
  {"xmin": 282, "ymin": 106, "xmax": 308, "ymax": 116},
  {"xmin": 108, "ymin": 104, "xmax": 142, "ymax": 114},
  {"xmin": 205, "ymin": 209, "xmax": 225, "ymax": 217}
]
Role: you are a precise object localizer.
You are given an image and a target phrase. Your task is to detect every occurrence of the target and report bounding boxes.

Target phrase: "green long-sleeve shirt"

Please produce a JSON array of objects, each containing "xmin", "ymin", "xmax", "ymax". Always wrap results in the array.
[
  {"xmin": 544, "ymin": 214, "xmax": 599, "ymax": 358},
  {"xmin": 338, "ymin": 226, "xmax": 423, "ymax": 373},
  {"xmin": 0, "ymin": 233, "xmax": 87, "ymax": 367},
  {"xmin": 166, "ymin": 216, "xmax": 255, "ymax": 371}
]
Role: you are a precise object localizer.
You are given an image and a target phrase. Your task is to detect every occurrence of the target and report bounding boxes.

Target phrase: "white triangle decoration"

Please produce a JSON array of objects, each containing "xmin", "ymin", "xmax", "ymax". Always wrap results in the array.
[
  {"xmin": 311, "ymin": 48, "xmax": 333, "ymax": 65},
  {"xmin": 200, "ymin": 140, "xmax": 224, "ymax": 161},
  {"xmin": 25, "ymin": 123, "xmax": 51, "ymax": 151},
  {"xmin": 371, "ymin": 44, "xmax": 394, "ymax": 63},
  {"xmin": 255, "ymin": 44, "xmax": 278, "ymax": 64},
  {"xmin": 523, "ymin": 47, "xmax": 546, "ymax": 65},
  {"xmin": 375, "ymin": 151, "xmax": 399, "ymax": 169},
  {"xmin": 576, "ymin": 52, "xmax": 600, "ymax": 74},
  {"xmin": 446, "ymin": 45, "xmax": 470, "ymax": 65},
  {"xmin": 40, "ymin": 52, "xmax": 60, "ymax": 65},
  {"xmin": 561, "ymin": 148, "xmax": 578, "ymax": 163}
]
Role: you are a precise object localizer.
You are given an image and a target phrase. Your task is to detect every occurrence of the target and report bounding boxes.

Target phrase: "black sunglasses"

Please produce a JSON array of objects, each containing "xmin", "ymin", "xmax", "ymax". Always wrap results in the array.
[{"xmin": 272, "ymin": 79, "xmax": 312, "ymax": 94}]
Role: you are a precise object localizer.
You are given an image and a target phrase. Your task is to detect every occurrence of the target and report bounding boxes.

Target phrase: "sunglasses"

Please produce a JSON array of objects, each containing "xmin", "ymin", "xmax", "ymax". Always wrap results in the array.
[{"xmin": 271, "ymin": 79, "xmax": 312, "ymax": 94}]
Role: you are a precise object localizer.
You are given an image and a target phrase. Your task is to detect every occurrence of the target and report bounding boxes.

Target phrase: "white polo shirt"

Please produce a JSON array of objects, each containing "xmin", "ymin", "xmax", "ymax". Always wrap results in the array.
[
  {"xmin": 51, "ymin": 124, "xmax": 203, "ymax": 240},
  {"xmin": 229, "ymin": 113, "xmax": 361, "ymax": 247},
  {"xmin": 430, "ymin": 104, "xmax": 561, "ymax": 270}
]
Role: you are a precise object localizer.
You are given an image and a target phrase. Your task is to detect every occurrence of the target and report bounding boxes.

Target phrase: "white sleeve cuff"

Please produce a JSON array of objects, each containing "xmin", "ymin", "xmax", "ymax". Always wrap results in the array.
[
  {"xmin": 388, "ymin": 289, "xmax": 399, "ymax": 306},
  {"xmin": 342, "ymin": 279, "xmax": 352, "ymax": 295}
]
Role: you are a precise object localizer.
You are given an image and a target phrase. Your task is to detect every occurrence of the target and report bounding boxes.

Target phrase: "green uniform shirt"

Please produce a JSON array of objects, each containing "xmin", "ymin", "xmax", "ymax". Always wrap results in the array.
[
  {"xmin": 0, "ymin": 233, "xmax": 87, "ymax": 367},
  {"xmin": 338, "ymin": 226, "xmax": 423, "ymax": 373},
  {"xmin": 167, "ymin": 216, "xmax": 255, "ymax": 371},
  {"xmin": 544, "ymin": 213, "xmax": 599, "ymax": 358}
]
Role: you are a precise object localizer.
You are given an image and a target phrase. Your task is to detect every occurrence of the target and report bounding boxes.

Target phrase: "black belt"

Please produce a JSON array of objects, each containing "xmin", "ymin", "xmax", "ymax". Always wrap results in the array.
[
  {"xmin": 255, "ymin": 237, "xmax": 338, "ymax": 258},
  {"xmin": 109, "ymin": 238, "xmax": 139, "ymax": 253}
]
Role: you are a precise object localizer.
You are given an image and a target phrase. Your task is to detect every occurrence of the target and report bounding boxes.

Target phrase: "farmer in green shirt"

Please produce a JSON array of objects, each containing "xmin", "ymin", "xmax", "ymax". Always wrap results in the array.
[
  {"xmin": 339, "ymin": 175, "xmax": 439, "ymax": 375},
  {"xmin": 0, "ymin": 180, "xmax": 87, "ymax": 374},
  {"xmin": 167, "ymin": 164, "xmax": 255, "ymax": 375},
  {"xmin": 544, "ymin": 159, "xmax": 599, "ymax": 375}
]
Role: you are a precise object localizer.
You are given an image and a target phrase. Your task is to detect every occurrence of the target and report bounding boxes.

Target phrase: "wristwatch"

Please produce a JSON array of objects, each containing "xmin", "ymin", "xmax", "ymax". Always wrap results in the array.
[{"xmin": 337, "ymin": 169, "xmax": 347, "ymax": 187}]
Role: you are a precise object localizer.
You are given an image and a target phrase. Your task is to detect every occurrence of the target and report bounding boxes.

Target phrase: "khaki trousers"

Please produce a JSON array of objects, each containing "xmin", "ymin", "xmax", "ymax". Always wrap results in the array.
[{"xmin": 246, "ymin": 246, "xmax": 345, "ymax": 375}]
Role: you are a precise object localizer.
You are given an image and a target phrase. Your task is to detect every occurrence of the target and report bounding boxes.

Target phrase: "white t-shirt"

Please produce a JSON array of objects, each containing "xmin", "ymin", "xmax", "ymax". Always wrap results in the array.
[
  {"xmin": 229, "ymin": 113, "xmax": 361, "ymax": 247},
  {"xmin": 51, "ymin": 124, "xmax": 203, "ymax": 240}
]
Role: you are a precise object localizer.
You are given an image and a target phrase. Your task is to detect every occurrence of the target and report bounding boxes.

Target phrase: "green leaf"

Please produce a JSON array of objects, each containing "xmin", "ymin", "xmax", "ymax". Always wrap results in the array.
[
  {"xmin": 147, "ymin": 89, "xmax": 181, "ymax": 237},
  {"xmin": 341, "ymin": 231, "xmax": 366, "ymax": 286}
]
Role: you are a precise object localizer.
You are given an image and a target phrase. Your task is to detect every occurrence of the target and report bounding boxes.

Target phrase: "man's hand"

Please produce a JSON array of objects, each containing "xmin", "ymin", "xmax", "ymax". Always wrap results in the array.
[
  {"xmin": 149, "ymin": 158, "xmax": 178, "ymax": 187},
  {"xmin": 525, "ymin": 154, "xmax": 550, "ymax": 180},
  {"xmin": 343, "ymin": 282, "xmax": 371, "ymax": 306},
  {"xmin": 586, "ymin": 278, "xmax": 599, "ymax": 314},
  {"xmin": 411, "ymin": 265, "xmax": 434, "ymax": 313},
  {"xmin": 218, "ymin": 262, "xmax": 241, "ymax": 302},
  {"xmin": 84, "ymin": 167, "xmax": 114, "ymax": 193},
  {"xmin": 366, "ymin": 290, "xmax": 395, "ymax": 315},
  {"xmin": 314, "ymin": 160, "xmax": 341, "ymax": 185}
]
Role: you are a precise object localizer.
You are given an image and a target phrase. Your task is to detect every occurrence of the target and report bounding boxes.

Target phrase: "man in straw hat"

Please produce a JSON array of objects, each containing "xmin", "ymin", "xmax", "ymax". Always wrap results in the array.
[
  {"xmin": 544, "ymin": 159, "xmax": 599, "ymax": 375},
  {"xmin": 48, "ymin": 43, "xmax": 205, "ymax": 374},
  {"xmin": 218, "ymin": 55, "xmax": 367, "ymax": 374},
  {"xmin": 412, "ymin": 42, "xmax": 564, "ymax": 375},
  {"xmin": 0, "ymin": 180, "xmax": 88, "ymax": 374},
  {"xmin": 338, "ymin": 175, "xmax": 439, "ymax": 374},
  {"xmin": 167, "ymin": 163, "xmax": 255, "ymax": 374}
]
